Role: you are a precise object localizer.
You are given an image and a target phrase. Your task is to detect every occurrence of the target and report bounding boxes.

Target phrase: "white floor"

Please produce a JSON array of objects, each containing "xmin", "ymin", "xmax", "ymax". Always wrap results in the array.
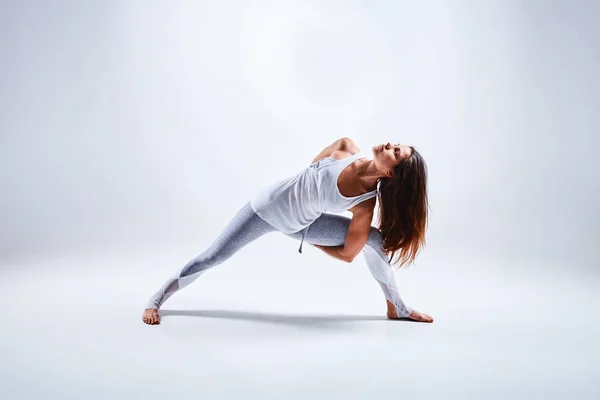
[{"xmin": 1, "ymin": 245, "xmax": 598, "ymax": 399}]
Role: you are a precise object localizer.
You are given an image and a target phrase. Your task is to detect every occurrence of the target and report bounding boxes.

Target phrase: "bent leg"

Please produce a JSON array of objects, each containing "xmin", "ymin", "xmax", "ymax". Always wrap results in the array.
[
  {"xmin": 285, "ymin": 213, "xmax": 412, "ymax": 317},
  {"xmin": 145, "ymin": 202, "xmax": 277, "ymax": 310}
]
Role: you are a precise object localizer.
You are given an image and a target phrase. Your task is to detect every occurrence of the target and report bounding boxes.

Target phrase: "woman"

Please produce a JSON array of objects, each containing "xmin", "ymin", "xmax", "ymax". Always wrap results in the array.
[{"xmin": 143, "ymin": 137, "xmax": 433, "ymax": 325}]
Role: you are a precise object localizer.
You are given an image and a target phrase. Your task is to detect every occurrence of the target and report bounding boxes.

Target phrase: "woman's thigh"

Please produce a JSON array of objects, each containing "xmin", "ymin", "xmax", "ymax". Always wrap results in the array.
[
  {"xmin": 180, "ymin": 201, "xmax": 277, "ymax": 277},
  {"xmin": 286, "ymin": 213, "xmax": 386, "ymax": 257}
]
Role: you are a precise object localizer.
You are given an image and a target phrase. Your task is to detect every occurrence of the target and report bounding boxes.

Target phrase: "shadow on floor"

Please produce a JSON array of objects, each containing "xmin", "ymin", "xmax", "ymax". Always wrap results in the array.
[{"xmin": 159, "ymin": 309, "xmax": 413, "ymax": 331}]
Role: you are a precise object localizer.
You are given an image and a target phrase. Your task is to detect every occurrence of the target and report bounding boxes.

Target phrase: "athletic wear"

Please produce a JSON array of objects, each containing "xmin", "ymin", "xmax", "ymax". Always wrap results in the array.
[
  {"xmin": 145, "ymin": 202, "xmax": 412, "ymax": 318},
  {"xmin": 250, "ymin": 151, "xmax": 377, "ymax": 253}
]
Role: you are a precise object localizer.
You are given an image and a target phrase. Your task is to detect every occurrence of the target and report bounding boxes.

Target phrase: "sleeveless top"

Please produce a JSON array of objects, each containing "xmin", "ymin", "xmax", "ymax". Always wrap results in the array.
[{"xmin": 249, "ymin": 151, "xmax": 377, "ymax": 254}]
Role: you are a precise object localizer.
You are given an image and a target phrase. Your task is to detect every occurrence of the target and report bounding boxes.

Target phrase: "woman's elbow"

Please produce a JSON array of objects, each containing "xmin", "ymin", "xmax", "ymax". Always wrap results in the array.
[{"xmin": 343, "ymin": 251, "xmax": 360, "ymax": 263}]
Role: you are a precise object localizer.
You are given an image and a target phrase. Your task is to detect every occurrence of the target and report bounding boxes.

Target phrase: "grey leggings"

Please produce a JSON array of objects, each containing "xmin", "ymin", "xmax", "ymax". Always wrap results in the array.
[{"xmin": 145, "ymin": 201, "xmax": 412, "ymax": 317}]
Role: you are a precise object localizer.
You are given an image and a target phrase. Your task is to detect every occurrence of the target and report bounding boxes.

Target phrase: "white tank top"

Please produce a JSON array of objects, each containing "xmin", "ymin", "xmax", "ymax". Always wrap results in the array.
[{"xmin": 250, "ymin": 151, "xmax": 377, "ymax": 253}]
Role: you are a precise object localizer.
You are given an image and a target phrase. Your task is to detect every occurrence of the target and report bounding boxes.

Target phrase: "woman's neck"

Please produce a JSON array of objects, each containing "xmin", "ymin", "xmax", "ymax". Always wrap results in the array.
[{"xmin": 356, "ymin": 158, "xmax": 384, "ymax": 192}]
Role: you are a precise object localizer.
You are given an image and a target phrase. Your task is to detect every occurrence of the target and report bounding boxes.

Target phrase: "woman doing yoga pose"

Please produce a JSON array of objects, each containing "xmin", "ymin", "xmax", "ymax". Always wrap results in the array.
[{"xmin": 142, "ymin": 137, "xmax": 433, "ymax": 325}]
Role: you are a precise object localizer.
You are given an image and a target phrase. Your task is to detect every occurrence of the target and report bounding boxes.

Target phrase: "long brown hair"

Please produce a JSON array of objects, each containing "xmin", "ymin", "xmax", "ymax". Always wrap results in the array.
[{"xmin": 375, "ymin": 146, "xmax": 429, "ymax": 269}]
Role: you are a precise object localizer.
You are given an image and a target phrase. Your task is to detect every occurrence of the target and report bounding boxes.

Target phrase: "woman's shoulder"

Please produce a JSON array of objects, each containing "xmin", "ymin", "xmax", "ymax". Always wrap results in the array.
[
  {"xmin": 329, "ymin": 149, "xmax": 360, "ymax": 161},
  {"xmin": 339, "ymin": 138, "xmax": 361, "ymax": 154}
]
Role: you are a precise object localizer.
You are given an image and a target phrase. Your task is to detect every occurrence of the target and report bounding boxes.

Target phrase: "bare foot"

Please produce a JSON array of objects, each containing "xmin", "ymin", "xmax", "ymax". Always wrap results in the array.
[
  {"xmin": 386, "ymin": 299, "xmax": 400, "ymax": 319},
  {"xmin": 407, "ymin": 309, "xmax": 434, "ymax": 323},
  {"xmin": 386, "ymin": 300, "xmax": 434, "ymax": 322},
  {"xmin": 143, "ymin": 308, "xmax": 160, "ymax": 325}
]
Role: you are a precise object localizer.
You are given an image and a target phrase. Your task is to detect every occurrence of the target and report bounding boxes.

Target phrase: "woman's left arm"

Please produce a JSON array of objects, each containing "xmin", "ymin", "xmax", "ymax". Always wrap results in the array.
[
  {"xmin": 312, "ymin": 207, "xmax": 373, "ymax": 263},
  {"xmin": 312, "ymin": 244, "xmax": 347, "ymax": 262}
]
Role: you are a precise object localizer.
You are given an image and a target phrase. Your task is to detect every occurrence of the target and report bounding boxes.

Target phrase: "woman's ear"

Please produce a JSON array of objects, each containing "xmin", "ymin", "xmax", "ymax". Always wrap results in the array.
[{"xmin": 385, "ymin": 170, "xmax": 393, "ymax": 178}]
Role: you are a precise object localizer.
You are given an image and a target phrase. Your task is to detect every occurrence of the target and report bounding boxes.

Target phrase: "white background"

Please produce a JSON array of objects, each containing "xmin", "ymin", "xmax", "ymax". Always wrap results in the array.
[{"xmin": 1, "ymin": 1, "xmax": 598, "ymax": 398}]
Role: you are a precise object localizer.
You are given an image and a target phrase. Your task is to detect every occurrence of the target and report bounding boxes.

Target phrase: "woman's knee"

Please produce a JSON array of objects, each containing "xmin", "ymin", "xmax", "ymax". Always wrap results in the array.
[
  {"xmin": 180, "ymin": 251, "xmax": 222, "ymax": 277},
  {"xmin": 366, "ymin": 226, "xmax": 384, "ymax": 247},
  {"xmin": 365, "ymin": 227, "xmax": 387, "ymax": 257}
]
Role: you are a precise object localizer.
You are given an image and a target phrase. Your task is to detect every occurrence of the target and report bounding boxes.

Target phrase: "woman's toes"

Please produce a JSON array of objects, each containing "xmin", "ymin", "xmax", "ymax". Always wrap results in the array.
[
  {"xmin": 142, "ymin": 308, "xmax": 160, "ymax": 325},
  {"xmin": 143, "ymin": 310, "xmax": 153, "ymax": 324}
]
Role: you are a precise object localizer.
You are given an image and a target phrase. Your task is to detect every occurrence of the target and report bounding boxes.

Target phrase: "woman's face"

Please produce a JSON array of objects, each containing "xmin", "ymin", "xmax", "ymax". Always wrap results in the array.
[{"xmin": 372, "ymin": 142, "xmax": 412, "ymax": 177}]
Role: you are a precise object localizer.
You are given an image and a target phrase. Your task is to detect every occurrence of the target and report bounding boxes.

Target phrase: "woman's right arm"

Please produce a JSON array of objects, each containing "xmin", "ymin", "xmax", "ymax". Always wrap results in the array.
[{"xmin": 311, "ymin": 137, "xmax": 357, "ymax": 164}]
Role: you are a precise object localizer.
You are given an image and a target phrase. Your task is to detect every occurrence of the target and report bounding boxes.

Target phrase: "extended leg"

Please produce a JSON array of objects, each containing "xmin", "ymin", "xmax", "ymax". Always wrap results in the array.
[
  {"xmin": 285, "ymin": 213, "xmax": 412, "ymax": 318},
  {"xmin": 144, "ymin": 202, "xmax": 276, "ymax": 312}
]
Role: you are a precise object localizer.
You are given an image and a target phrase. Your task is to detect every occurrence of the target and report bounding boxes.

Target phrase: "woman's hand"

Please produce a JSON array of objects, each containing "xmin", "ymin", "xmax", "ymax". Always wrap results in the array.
[{"xmin": 407, "ymin": 309, "xmax": 434, "ymax": 323}]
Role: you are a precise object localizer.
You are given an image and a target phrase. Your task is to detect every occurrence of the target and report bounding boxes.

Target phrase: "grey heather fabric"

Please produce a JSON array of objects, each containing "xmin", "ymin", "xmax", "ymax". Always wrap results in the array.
[{"xmin": 145, "ymin": 201, "xmax": 411, "ymax": 317}]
